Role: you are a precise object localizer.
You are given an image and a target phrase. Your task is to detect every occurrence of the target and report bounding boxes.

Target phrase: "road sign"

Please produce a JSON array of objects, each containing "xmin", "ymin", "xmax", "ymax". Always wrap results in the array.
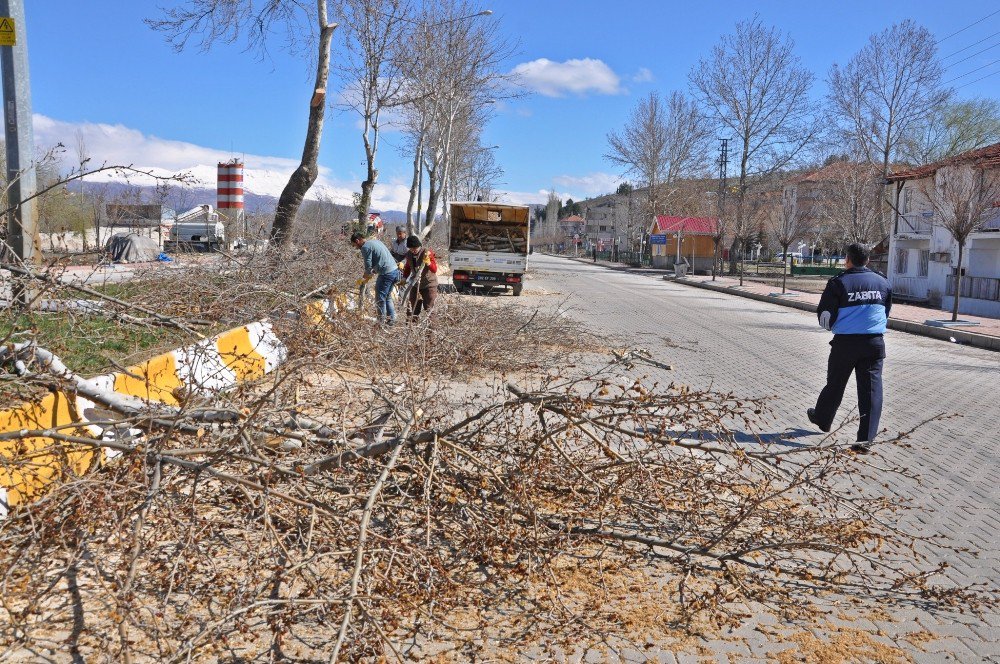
[{"xmin": 0, "ymin": 17, "xmax": 14, "ymax": 46}]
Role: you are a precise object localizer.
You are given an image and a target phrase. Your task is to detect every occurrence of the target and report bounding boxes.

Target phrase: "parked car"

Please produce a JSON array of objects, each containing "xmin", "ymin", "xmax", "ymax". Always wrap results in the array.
[{"xmin": 774, "ymin": 252, "xmax": 803, "ymax": 262}]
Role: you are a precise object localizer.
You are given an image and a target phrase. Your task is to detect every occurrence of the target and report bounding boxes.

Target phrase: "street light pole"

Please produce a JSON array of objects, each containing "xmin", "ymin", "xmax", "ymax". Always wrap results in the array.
[{"xmin": 0, "ymin": 0, "xmax": 40, "ymax": 306}]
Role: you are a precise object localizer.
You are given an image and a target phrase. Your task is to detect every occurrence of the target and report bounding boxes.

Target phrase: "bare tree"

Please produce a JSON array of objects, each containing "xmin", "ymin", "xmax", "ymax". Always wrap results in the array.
[
  {"xmin": 818, "ymin": 162, "xmax": 884, "ymax": 246},
  {"xmin": 337, "ymin": 0, "xmax": 412, "ymax": 227},
  {"xmin": 690, "ymin": 16, "xmax": 819, "ymax": 274},
  {"xmin": 605, "ymin": 91, "xmax": 708, "ymax": 222},
  {"xmin": 453, "ymin": 142, "xmax": 503, "ymax": 202},
  {"xmin": 900, "ymin": 98, "xmax": 1000, "ymax": 165},
  {"xmin": 769, "ymin": 189, "xmax": 800, "ymax": 293},
  {"xmin": 919, "ymin": 165, "xmax": 1000, "ymax": 321},
  {"xmin": 828, "ymin": 20, "xmax": 948, "ymax": 184},
  {"xmin": 73, "ymin": 130, "xmax": 91, "ymax": 251},
  {"xmin": 148, "ymin": 1, "xmax": 337, "ymax": 251},
  {"xmin": 412, "ymin": 0, "xmax": 512, "ymax": 238},
  {"xmin": 544, "ymin": 189, "xmax": 560, "ymax": 250}
]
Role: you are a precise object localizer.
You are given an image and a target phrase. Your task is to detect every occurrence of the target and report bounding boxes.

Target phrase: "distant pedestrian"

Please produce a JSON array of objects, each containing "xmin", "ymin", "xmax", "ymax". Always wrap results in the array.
[
  {"xmin": 401, "ymin": 235, "xmax": 438, "ymax": 322},
  {"xmin": 592, "ymin": 247, "xmax": 597, "ymax": 262},
  {"xmin": 350, "ymin": 232, "xmax": 401, "ymax": 325},
  {"xmin": 389, "ymin": 226, "xmax": 408, "ymax": 264},
  {"xmin": 807, "ymin": 242, "xmax": 892, "ymax": 453}
]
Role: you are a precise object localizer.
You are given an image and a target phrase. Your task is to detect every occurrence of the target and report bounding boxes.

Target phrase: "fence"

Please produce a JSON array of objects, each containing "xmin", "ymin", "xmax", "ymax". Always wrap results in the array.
[
  {"xmin": 947, "ymin": 275, "xmax": 1000, "ymax": 302},
  {"xmin": 892, "ymin": 277, "xmax": 930, "ymax": 301},
  {"xmin": 589, "ymin": 249, "xmax": 650, "ymax": 266},
  {"xmin": 791, "ymin": 265, "xmax": 842, "ymax": 276}
]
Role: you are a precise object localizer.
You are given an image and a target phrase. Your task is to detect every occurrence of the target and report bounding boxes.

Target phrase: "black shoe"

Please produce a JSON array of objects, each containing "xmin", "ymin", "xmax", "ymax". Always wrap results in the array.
[
  {"xmin": 807, "ymin": 408, "xmax": 831, "ymax": 433},
  {"xmin": 850, "ymin": 443, "xmax": 872, "ymax": 455}
]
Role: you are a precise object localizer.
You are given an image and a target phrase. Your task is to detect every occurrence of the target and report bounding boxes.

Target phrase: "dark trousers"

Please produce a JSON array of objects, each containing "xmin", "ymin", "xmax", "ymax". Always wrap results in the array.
[
  {"xmin": 813, "ymin": 336, "xmax": 885, "ymax": 443},
  {"xmin": 407, "ymin": 286, "xmax": 436, "ymax": 321}
]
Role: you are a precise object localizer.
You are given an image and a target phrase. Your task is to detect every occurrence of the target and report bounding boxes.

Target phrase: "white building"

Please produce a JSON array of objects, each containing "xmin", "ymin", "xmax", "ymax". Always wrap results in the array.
[{"xmin": 886, "ymin": 143, "xmax": 1000, "ymax": 318}]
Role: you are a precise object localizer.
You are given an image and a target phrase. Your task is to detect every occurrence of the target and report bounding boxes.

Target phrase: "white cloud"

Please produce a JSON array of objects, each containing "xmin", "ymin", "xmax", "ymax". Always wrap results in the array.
[
  {"xmin": 511, "ymin": 58, "xmax": 623, "ymax": 97},
  {"xmin": 552, "ymin": 172, "xmax": 623, "ymax": 198},
  {"xmin": 30, "ymin": 114, "xmax": 415, "ymax": 211},
  {"xmin": 632, "ymin": 67, "xmax": 654, "ymax": 83}
]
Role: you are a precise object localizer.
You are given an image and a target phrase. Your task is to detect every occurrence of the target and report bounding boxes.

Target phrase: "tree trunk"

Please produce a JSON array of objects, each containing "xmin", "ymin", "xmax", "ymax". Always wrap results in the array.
[
  {"xmin": 357, "ymin": 171, "xmax": 376, "ymax": 228},
  {"xmin": 357, "ymin": 108, "xmax": 380, "ymax": 227},
  {"xmin": 738, "ymin": 238, "xmax": 746, "ymax": 286},
  {"xmin": 951, "ymin": 240, "xmax": 964, "ymax": 322},
  {"xmin": 711, "ymin": 238, "xmax": 720, "ymax": 280},
  {"xmin": 422, "ymin": 165, "xmax": 440, "ymax": 239},
  {"xmin": 269, "ymin": 1, "xmax": 335, "ymax": 249},
  {"xmin": 405, "ymin": 136, "xmax": 424, "ymax": 235},
  {"xmin": 781, "ymin": 242, "xmax": 790, "ymax": 294}
]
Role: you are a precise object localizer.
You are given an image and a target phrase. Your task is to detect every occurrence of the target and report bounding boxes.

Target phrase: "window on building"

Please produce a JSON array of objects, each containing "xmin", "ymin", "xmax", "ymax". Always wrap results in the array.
[
  {"xmin": 895, "ymin": 248, "xmax": 909, "ymax": 274},
  {"xmin": 901, "ymin": 187, "xmax": 910, "ymax": 215},
  {"xmin": 918, "ymin": 250, "xmax": 929, "ymax": 277}
]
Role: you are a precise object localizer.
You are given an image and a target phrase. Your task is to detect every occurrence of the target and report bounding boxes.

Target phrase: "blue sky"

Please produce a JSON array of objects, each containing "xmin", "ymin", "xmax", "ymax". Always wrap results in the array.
[{"xmin": 22, "ymin": 1, "xmax": 1000, "ymax": 210}]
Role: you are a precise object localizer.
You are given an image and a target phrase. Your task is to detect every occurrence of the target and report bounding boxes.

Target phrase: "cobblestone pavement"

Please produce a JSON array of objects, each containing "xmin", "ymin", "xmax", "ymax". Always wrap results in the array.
[{"xmin": 517, "ymin": 254, "xmax": 1000, "ymax": 662}]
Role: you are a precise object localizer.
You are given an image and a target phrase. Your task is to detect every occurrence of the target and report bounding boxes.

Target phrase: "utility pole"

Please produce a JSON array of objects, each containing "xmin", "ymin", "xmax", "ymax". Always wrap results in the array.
[
  {"xmin": 717, "ymin": 138, "xmax": 729, "ymax": 210},
  {"xmin": 714, "ymin": 138, "xmax": 729, "ymax": 280},
  {"xmin": 1, "ymin": 0, "xmax": 40, "ymax": 306}
]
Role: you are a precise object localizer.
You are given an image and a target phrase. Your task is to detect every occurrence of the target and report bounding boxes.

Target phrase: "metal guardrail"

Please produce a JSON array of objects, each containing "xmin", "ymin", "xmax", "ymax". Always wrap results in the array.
[{"xmin": 947, "ymin": 275, "xmax": 1000, "ymax": 302}]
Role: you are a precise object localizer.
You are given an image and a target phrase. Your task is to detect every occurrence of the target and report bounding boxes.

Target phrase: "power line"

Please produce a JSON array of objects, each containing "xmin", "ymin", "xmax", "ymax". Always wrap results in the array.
[
  {"xmin": 942, "ymin": 28, "xmax": 1000, "ymax": 59},
  {"xmin": 943, "ymin": 56, "xmax": 1000, "ymax": 85},
  {"xmin": 945, "ymin": 39, "xmax": 1000, "ymax": 70},
  {"xmin": 954, "ymin": 67, "xmax": 1000, "ymax": 91},
  {"xmin": 936, "ymin": 8, "xmax": 1000, "ymax": 45}
]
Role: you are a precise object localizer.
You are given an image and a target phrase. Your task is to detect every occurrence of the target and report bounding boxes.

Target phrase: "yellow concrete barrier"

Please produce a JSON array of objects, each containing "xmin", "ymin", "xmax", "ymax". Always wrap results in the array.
[{"xmin": 0, "ymin": 317, "xmax": 292, "ymax": 516}]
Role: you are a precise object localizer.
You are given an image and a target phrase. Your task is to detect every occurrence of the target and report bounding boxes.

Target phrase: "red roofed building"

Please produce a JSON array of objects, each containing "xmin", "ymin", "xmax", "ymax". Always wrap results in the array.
[{"xmin": 648, "ymin": 216, "xmax": 718, "ymax": 271}]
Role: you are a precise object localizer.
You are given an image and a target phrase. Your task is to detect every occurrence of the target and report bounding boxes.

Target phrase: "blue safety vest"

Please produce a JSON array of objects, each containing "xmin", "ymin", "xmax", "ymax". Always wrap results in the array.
[{"xmin": 817, "ymin": 267, "xmax": 893, "ymax": 335}]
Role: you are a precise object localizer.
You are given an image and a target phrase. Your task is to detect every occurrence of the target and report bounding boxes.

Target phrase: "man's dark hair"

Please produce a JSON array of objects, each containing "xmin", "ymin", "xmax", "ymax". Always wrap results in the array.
[
  {"xmin": 349, "ymin": 232, "xmax": 366, "ymax": 244},
  {"xmin": 846, "ymin": 242, "xmax": 870, "ymax": 266}
]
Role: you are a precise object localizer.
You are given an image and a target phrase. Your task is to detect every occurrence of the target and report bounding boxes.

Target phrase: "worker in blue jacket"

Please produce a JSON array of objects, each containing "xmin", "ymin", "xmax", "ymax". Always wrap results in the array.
[
  {"xmin": 807, "ymin": 242, "xmax": 892, "ymax": 454},
  {"xmin": 351, "ymin": 232, "xmax": 401, "ymax": 325}
]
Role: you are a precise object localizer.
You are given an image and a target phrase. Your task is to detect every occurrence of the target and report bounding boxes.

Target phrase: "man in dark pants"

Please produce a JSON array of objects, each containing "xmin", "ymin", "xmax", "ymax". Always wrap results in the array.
[{"xmin": 808, "ymin": 243, "xmax": 892, "ymax": 454}]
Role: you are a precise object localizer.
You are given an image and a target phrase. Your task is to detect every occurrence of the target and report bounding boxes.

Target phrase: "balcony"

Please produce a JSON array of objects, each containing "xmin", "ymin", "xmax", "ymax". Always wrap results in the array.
[{"xmin": 896, "ymin": 212, "xmax": 934, "ymax": 235}]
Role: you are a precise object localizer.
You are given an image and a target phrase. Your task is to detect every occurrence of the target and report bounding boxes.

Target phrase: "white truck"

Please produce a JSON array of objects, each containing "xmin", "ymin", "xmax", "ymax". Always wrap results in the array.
[
  {"xmin": 166, "ymin": 205, "xmax": 226, "ymax": 251},
  {"xmin": 449, "ymin": 202, "xmax": 530, "ymax": 296}
]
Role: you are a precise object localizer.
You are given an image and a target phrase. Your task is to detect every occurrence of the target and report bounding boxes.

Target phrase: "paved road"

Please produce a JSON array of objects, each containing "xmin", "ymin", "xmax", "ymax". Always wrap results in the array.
[{"xmin": 518, "ymin": 254, "xmax": 1000, "ymax": 660}]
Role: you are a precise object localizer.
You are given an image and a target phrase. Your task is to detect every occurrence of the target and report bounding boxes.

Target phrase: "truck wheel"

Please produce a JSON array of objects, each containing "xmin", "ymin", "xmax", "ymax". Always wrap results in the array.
[{"xmin": 512, "ymin": 284, "xmax": 523, "ymax": 296}]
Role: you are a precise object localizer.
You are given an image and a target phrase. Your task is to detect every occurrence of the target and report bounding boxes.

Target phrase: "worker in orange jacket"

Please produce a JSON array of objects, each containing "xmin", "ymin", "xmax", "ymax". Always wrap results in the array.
[{"xmin": 401, "ymin": 235, "xmax": 439, "ymax": 322}]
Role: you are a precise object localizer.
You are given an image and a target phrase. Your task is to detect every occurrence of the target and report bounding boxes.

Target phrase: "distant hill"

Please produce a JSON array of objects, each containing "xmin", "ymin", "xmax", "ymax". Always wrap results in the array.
[{"xmin": 69, "ymin": 181, "xmax": 416, "ymax": 222}]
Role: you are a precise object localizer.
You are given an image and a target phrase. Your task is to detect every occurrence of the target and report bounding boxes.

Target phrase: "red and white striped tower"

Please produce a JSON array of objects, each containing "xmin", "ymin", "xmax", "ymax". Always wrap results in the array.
[{"xmin": 217, "ymin": 160, "xmax": 246, "ymax": 238}]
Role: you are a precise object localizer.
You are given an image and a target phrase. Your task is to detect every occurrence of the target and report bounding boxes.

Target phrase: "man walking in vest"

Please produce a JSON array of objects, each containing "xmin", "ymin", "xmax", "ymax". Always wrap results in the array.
[{"xmin": 808, "ymin": 242, "xmax": 893, "ymax": 454}]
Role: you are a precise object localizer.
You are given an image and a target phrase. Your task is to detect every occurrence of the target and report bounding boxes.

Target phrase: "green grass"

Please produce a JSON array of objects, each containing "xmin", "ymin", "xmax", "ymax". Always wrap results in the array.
[
  {"xmin": 1, "ymin": 310, "xmax": 180, "ymax": 377},
  {"xmin": 86, "ymin": 281, "xmax": 148, "ymax": 301}
]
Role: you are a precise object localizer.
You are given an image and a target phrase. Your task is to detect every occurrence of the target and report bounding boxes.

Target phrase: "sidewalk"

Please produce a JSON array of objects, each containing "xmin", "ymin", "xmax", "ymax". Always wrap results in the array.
[{"xmin": 560, "ymin": 255, "xmax": 1000, "ymax": 352}]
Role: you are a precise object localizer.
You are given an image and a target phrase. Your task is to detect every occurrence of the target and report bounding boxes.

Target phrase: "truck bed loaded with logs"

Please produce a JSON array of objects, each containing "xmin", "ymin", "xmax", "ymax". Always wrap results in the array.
[{"xmin": 448, "ymin": 202, "xmax": 530, "ymax": 296}]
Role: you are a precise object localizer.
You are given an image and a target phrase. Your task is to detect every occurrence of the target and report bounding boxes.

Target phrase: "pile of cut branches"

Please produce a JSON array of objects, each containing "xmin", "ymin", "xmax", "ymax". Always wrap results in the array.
[{"xmin": 0, "ymin": 299, "xmax": 992, "ymax": 661}]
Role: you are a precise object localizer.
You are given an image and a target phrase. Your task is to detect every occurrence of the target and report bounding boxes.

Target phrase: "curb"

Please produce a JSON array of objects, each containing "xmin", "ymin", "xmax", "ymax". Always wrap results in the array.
[
  {"xmin": 0, "ymin": 297, "xmax": 340, "ymax": 516},
  {"xmin": 541, "ymin": 254, "xmax": 1000, "ymax": 353}
]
